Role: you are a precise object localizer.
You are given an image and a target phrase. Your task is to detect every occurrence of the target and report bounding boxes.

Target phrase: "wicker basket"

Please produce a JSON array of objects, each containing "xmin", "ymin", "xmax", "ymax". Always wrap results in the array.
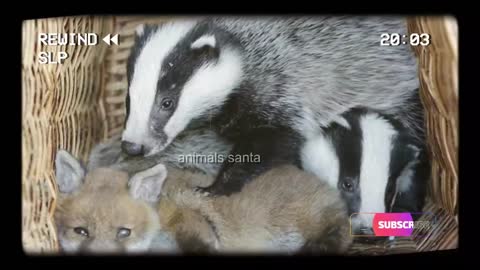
[{"xmin": 21, "ymin": 15, "xmax": 459, "ymax": 254}]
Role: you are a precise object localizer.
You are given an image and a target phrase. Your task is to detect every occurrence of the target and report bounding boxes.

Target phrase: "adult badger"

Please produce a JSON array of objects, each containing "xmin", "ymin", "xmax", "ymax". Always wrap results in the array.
[{"xmin": 121, "ymin": 16, "xmax": 422, "ymax": 196}]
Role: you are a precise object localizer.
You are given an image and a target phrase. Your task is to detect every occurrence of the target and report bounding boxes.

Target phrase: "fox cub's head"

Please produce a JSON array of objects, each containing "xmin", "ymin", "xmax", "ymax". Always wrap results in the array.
[{"xmin": 54, "ymin": 150, "xmax": 169, "ymax": 254}]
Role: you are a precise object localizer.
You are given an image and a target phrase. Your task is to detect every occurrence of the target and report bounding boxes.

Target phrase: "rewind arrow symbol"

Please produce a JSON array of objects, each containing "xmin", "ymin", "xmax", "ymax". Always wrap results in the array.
[{"xmin": 103, "ymin": 34, "xmax": 119, "ymax": 45}]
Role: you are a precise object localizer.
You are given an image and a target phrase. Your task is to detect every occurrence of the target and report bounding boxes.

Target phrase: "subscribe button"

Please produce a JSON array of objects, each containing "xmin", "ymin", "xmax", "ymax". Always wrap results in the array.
[{"xmin": 373, "ymin": 213, "xmax": 414, "ymax": 237}]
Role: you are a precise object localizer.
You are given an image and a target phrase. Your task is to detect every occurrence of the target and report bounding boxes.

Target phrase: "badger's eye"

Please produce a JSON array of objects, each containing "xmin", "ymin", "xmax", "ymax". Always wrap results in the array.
[
  {"xmin": 73, "ymin": 227, "xmax": 89, "ymax": 237},
  {"xmin": 117, "ymin": 227, "xmax": 131, "ymax": 239},
  {"xmin": 340, "ymin": 177, "xmax": 357, "ymax": 193},
  {"xmin": 342, "ymin": 181, "xmax": 354, "ymax": 192},
  {"xmin": 161, "ymin": 98, "xmax": 174, "ymax": 111}
]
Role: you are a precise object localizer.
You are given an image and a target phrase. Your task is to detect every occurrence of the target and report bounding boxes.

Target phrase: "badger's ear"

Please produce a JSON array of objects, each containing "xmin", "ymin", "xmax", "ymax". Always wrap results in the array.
[
  {"xmin": 191, "ymin": 34, "xmax": 217, "ymax": 50},
  {"xmin": 392, "ymin": 143, "xmax": 422, "ymax": 191},
  {"xmin": 55, "ymin": 150, "xmax": 86, "ymax": 194},
  {"xmin": 129, "ymin": 163, "xmax": 168, "ymax": 203},
  {"xmin": 135, "ymin": 24, "xmax": 146, "ymax": 37},
  {"xmin": 190, "ymin": 34, "xmax": 219, "ymax": 58}
]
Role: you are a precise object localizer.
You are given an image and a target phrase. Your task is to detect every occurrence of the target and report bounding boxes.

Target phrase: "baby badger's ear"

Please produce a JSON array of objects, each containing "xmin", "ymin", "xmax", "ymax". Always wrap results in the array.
[
  {"xmin": 391, "ymin": 143, "xmax": 422, "ymax": 190},
  {"xmin": 129, "ymin": 164, "xmax": 168, "ymax": 203},
  {"xmin": 55, "ymin": 150, "xmax": 86, "ymax": 194},
  {"xmin": 399, "ymin": 144, "xmax": 421, "ymax": 172}
]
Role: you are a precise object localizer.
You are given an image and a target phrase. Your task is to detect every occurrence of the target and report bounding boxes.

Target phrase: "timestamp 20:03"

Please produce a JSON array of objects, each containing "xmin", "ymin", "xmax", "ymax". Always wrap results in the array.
[{"xmin": 380, "ymin": 33, "xmax": 430, "ymax": 46}]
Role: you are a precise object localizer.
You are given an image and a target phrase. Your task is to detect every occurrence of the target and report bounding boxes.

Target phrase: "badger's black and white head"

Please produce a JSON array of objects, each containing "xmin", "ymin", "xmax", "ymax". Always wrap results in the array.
[
  {"xmin": 122, "ymin": 20, "xmax": 244, "ymax": 156},
  {"xmin": 301, "ymin": 109, "xmax": 422, "ymax": 235}
]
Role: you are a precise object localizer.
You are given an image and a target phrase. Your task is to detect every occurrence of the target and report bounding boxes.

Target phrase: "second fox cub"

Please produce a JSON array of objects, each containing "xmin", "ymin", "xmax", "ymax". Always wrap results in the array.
[{"xmin": 154, "ymin": 163, "xmax": 352, "ymax": 254}]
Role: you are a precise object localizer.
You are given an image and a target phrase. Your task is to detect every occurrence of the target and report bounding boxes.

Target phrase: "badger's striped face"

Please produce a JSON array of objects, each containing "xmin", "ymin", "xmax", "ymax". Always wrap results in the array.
[
  {"xmin": 301, "ymin": 111, "xmax": 419, "ymax": 235},
  {"xmin": 350, "ymin": 113, "xmax": 398, "ymax": 234},
  {"xmin": 122, "ymin": 20, "xmax": 243, "ymax": 156}
]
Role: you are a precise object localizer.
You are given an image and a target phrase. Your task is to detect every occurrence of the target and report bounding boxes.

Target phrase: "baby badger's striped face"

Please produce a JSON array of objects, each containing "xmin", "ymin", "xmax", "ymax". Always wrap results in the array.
[
  {"xmin": 122, "ymin": 20, "xmax": 243, "ymax": 157},
  {"xmin": 301, "ymin": 109, "xmax": 421, "ymax": 236},
  {"xmin": 54, "ymin": 151, "xmax": 168, "ymax": 254}
]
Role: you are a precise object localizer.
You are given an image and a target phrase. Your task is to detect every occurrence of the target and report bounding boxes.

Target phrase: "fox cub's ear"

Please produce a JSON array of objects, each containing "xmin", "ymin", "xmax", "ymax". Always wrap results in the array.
[
  {"xmin": 129, "ymin": 163, "xmax": 168, "ymax": 203},
  {"xmin": 55, "ymin": 150, "xmax": 86, "ymax": 194}
]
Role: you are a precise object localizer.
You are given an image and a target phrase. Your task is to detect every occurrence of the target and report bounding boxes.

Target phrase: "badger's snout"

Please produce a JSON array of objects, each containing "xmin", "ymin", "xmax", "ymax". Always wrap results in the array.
[
  {"xmin": 121, "ymin": 141, "xmax": 145, "ymax": 156},
  {"xmin": 121, "ymin": 133, "xmax": 169, "ymax": 157}
]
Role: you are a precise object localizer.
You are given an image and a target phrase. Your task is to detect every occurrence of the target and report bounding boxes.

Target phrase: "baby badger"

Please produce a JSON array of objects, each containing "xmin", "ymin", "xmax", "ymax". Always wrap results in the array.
[
  {"xmin": 301, "ymin": 108, "xmax": 429, "ymax": 238},
  {"xmin": 156, "ymin": 163, "xmax": 352, "ymax": 254},
  {"xmin": 54, "ymin": 150, "xmax": 352, "ymax": 254}
]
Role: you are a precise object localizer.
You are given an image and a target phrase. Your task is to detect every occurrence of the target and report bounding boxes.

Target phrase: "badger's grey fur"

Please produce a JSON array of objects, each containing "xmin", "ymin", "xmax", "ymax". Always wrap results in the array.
[
  {"xmin": 208, "ymin": 17, "xmax": 422, "ymax": 139},
  {"xmin": 123, "ymin": 16, "xmax": 422, "ymax": 196}
]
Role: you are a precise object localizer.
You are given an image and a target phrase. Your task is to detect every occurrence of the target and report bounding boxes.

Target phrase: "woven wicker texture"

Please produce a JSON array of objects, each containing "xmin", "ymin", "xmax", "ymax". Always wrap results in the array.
[
  {"xmin": 21, "ymin": 15, "xmax": 458, "ymax": 254},
  {"xmin": 22, "ymin": 16, "xmax": 113, "ymax": 253},
  {"xmin": 407, "ymin": 16, "xmax": 459, "ymax": 215}
]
